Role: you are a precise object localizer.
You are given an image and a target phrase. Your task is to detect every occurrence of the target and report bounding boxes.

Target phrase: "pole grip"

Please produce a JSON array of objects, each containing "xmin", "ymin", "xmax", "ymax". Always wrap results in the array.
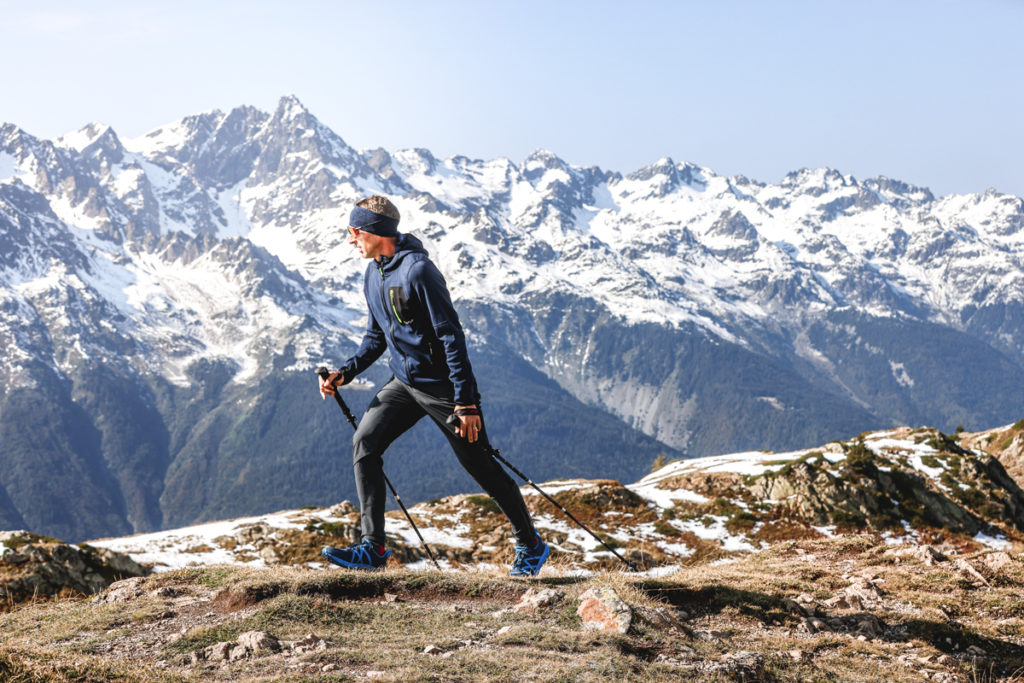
[{"xmin": 316, "ymin": 366, "xmax": 358, "ymax": 430}]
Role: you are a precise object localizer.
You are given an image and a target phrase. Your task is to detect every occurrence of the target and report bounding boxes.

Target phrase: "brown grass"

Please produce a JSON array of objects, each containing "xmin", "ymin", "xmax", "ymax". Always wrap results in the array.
[{"xmin": 2, "ymin": 535, "xmax": 1023, "ymax": 681}]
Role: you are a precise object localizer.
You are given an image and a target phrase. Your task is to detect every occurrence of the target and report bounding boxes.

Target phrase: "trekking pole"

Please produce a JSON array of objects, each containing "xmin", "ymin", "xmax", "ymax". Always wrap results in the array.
[
  {"xmin": 446, "ymin": 415, "xmax": 639, "ymax": 572},
  {"xmin": 317, "ymin": 367, "xmax": 442, "ymax": 571}
]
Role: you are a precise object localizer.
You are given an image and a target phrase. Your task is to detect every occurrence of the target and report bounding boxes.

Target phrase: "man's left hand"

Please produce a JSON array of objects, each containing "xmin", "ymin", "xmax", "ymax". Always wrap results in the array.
[{"xmin": 454, "ymin": 405, "xmax": 482, "ymax": 443}]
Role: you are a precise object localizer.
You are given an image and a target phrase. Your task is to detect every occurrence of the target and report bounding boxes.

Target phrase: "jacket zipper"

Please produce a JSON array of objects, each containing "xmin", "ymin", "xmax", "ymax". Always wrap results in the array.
[{"xmin": 378, "ymin": 261, "xmax": 409, "ymax": 380}]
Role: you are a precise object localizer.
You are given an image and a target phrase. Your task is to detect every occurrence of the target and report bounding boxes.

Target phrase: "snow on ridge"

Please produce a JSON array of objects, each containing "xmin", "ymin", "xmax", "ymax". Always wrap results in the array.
[
  {"xmin": 83, "ymin": 425, "xmax": 1009, "ymax": 572},
  {"xmin": 55, "ymin": 122, "xmax": 112, "ymax": 152}
]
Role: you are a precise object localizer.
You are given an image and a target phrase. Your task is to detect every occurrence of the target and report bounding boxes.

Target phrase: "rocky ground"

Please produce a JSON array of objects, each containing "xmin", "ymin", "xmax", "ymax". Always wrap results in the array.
[
  {"xmin": 4, "ymin": 421, "xmax": 1024, "ymax": 680},
  {"xmin": 1, "ymin": 534, "xmax": 1023, "ymax": 681}
]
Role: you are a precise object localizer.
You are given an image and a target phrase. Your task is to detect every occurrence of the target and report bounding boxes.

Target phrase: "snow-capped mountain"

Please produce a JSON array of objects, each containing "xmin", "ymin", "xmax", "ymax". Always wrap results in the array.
[{"xmin": 3, "ymin": 95, "xmax": 1024, "ymax": 542}]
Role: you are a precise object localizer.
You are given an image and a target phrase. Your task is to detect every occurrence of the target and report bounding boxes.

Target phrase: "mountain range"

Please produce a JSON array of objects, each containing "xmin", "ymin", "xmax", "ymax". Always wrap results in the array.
[{"xmin": 3, "ymin": 95, "xmax": 1024, "ymax": 542}]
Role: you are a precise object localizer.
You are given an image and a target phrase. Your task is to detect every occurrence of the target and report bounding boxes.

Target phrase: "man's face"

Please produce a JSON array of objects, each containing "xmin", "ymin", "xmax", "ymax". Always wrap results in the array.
[{"xmin": 348, "ymin": 227, "xmax": 384, "ymax": 260}]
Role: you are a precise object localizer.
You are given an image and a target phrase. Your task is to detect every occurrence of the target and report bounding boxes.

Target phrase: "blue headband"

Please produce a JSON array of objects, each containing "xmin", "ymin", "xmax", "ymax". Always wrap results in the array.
[{"xmin": 349, "ymin": 206, "xmax": 399, "ymax": 237}]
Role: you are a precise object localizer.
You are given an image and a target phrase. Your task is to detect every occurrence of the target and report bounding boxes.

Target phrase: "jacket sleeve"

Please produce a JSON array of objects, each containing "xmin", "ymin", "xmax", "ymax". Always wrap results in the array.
[
  {"xmin": 408, "ymin": 259, "xmax": 478, "ymax": 405},
  {"xmin": 339, "ymin": 277, "xmax": 387, "ymax": 383}
]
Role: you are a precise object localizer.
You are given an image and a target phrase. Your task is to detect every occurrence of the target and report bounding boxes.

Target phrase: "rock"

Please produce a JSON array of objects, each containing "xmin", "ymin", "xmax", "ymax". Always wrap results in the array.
[
  {"xmin": 577, "ymin": 587, "xmax": 632, "ymax": 634},
  {"xmin": 234, "ymin": 523, "xmax": 272, "ymax": 545},
  {"xmin": 151, "ymin": 585, "xmax": 183, "ymax": 598},
  {"xmin": 954, "ymin": 559, "xmax": 991, "ymax": 588},
  {"xmin": 292, "ymin": 633, "xmax": 326, "ymax": 653},
  {"xmin": 633, "ymin": 605, "xmax": 687, "ymax": 631},
  {"xmin": 916, "ymin": 546, "xmax": 948, "ymax": 566},
  {"xmin": 91, "ymin": 546, "xmax": 146, "ymax": 576},
  {"xmin": 94, "ymin": 576, "xmax": 147, "ymax": 604},
  {"xmin": 496, "ymin": 626, "xmax": 512, "ymax": 635},
  {"xmin": 204, "ymin": 642, "xmax": 237, "ymax": 662},
  {"xmin": 966, "ymin": 644, "xmax": 986, "ymax": 656},
  {"xmin": 704, "ymin": 651, "xmax": 766, "ymax": 680},
  {"xmin": 322, "ymin": 663, "xmax": 338, "ymax": 672},
  {"xmin": 328, "ymin": 500, "xmax": 357, "ymax": 516},
  {"xmin": 976, "ymin": 552, "xmax": 1014, "ymax": 574},
  {"xmin": 259, "ymin": 544, "xmax": 282, "ymax": 564},
  {"xmin": 512, "ymin": 587, "xmax": 565, "ymax": 614},
  {"xmin": 1, "ymin": 551, "xmax": 28, "ymax": 565},
  {"xmin": 783, "ymin": 597, "xmax": 809, "ymax": 616},
  {"xmin": 788, "ymin": 649, "xmax": 809, "ymax": 661},
  {"xmin": 422, "ymin": 645, "xmax": 443, "ymax": 655},
  {"xmin": 826, "ymin": 578, "xmax": 885, "ymax": 611},
  {"xmin": 237, "ymin": 630, "xmax": 280, "ymax": 653},
  {"xmin": 2, "ymin": 533, "xmax": 147, "ymax": 608},
  {"xmin": 851, "ymin": 614, "xmax": 885, "ymax": 638},
  {"xmin": 384, "ymin": 592, "xmax": 400, "ymax": 602},
  {"xmin": 803, "ymin": 617, "xmax": 828, "ymax": 634},
  {"xmin": 227, "ymin": 644, "xmax": 248, "ymax": 662}
]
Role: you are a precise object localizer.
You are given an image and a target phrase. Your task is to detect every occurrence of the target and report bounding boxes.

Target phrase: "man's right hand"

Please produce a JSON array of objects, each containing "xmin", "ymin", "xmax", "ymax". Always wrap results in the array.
[{"xmin": 319, "ymin": 371, "xmax": 344, "ymax": 399}]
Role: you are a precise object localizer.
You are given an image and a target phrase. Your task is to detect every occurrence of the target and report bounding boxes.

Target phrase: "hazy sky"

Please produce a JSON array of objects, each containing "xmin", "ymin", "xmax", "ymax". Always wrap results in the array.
[{"xmin": 2, "ymin": 1, "xmax": 1022, "ymax": 198}]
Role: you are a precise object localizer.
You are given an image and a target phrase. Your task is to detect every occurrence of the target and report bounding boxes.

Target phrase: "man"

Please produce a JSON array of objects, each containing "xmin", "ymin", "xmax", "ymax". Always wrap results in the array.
[{"xmin": 318, "ymin": 195, "xmax": 550, "ymax": 577}]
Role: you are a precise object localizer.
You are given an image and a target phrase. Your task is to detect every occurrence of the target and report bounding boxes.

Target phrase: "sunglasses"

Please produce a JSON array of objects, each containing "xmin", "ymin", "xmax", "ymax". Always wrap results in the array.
[{"xmin": 348, "ymin": 219, "xmax": 386, "ymax": 239}]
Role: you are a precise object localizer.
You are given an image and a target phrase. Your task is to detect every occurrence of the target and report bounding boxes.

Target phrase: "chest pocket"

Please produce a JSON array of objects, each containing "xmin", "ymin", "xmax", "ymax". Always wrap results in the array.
[{"xmin": 388, "ymin": 286, "xmax": 415, "ymax": 325}]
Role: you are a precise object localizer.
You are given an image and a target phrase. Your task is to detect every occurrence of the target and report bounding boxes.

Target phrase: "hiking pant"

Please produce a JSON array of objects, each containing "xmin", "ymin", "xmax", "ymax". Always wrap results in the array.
[{"xmin": 352, "ymin": 377, "xmax": 538, "ymax": 548}]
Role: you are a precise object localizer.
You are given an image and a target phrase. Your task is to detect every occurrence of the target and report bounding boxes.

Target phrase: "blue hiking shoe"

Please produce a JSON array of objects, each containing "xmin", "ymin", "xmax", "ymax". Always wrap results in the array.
[
  {"xmin": 509, "ymin": 534, "xmax": 550, "ymax": 577},
  {"xmin": 321, "ymin": 540, "xmax": 391, "ymax": 570}
]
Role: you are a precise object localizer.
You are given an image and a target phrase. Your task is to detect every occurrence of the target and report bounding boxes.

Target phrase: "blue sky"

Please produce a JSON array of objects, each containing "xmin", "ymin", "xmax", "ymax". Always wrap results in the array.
[{"xmin": 2, "ymin": 0, "xmax": 1022, "ymax": 197}]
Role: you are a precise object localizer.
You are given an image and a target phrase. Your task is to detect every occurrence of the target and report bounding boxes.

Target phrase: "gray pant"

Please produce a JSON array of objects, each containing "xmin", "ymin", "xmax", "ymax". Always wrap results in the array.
[{"xmin": 352, "ymin": 377, "xmax": 538, "ymax": 548}]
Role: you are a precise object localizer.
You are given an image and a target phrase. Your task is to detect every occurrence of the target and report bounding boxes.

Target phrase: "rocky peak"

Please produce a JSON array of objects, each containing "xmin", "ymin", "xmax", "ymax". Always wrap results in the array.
[
  {"xmin": 273, "ymin": 94, "xmax": 312, "ymax": 122},
  {"xmin": 57, "ymin": 121, "xmax": 124, "ymax": 160},
  {"xmin": 780, "ymin": 167, "xmax": 854, "ymax": 197},
  {"xmin": 128, "ymin": 110, "xmax": 226, "ymax": 163},
  {"xmin": 523, "ymin": 148, "xmax": 565, "ymax": 174},
  {"xmin": 862, "ymin": 176, "xmax": 935, "ymax": 208},
  {"xmin": 623, "ymin": 157, "xmax": 708, "ymax": 198}
]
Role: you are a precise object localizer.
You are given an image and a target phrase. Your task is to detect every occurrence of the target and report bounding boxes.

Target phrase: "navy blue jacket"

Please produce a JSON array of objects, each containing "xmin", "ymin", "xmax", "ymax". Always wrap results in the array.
[{"xmin": 340, "ymin": 233, "xmax": 479, "ymax": 405}]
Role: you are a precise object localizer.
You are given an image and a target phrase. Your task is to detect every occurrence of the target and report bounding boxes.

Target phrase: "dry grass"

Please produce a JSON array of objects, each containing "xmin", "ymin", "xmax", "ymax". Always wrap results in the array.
[{"xmin": 2, "ymin": 535, "xmax": 1023, "ymax": 681}]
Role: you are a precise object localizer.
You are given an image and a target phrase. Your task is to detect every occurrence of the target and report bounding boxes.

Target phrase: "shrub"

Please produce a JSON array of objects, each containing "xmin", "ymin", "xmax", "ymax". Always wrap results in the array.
[
  {"xmin": 844, "ymin": 439, "xmax": 875, "ymax": 473},
  {"xmin": 465, "ymin": 495, "xmax": 501, "ymax": 514},
  {"xmin": 653, "ymin": 520, "xmax": 681, "ymax": 537}
]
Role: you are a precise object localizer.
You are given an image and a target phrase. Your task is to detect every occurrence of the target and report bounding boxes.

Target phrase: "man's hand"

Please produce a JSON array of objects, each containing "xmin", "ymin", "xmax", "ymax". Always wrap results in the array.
[
  {"xmin": 454, "ymin": 405, "xmax": 482, "ymax": 443},
  {"xmin": 319, "ymin": 371, "xmax": 344, "ymax": 400}
]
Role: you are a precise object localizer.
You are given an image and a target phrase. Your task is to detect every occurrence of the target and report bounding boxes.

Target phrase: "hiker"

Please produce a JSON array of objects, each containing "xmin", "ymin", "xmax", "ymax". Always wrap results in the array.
[{"xmin": 318, "ymin": 195, "xmax": 549, "ymax": 576}]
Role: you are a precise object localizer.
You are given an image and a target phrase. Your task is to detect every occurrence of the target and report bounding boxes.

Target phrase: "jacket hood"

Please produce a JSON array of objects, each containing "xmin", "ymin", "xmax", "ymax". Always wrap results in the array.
[{"xmin": 379, "ymin": 233, "xmax": 429, "ymax": 272}]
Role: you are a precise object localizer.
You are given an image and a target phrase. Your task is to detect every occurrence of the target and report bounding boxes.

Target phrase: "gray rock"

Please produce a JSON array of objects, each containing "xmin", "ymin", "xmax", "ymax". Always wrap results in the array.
[
  {"xmin": 203, "ymin": 641, "xmax": 237, "ymax": 662},
  {"xmin": 236, "ymin": 630, "xmax": 280, "ymax": 653},
  {"xmin": 512, "ymin": 587, "xmax": 565, "ymax": 613},
  {"xmin": 94, "ymin": 576, "xmax": 148, "ymax": 603}
]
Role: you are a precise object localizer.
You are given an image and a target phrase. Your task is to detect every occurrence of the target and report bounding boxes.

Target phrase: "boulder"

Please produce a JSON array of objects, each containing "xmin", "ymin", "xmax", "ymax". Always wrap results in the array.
[{"xmin": 577, "ymin": 587, "xmax": 632, "ymax": 634}]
